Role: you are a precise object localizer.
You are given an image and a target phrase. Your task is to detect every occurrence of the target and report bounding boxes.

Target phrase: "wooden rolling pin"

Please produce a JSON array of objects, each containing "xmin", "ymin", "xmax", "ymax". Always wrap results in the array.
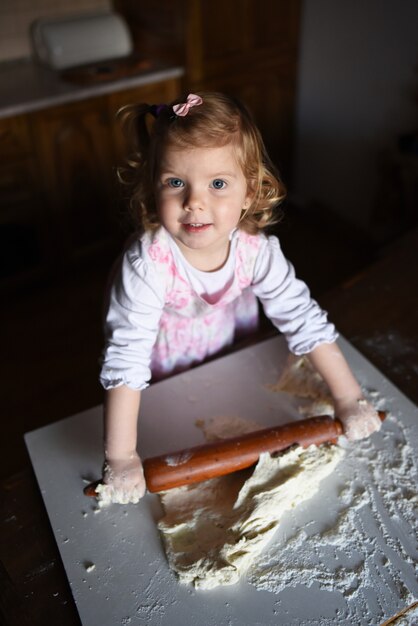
[{"xmin": 85, "ymin": 411, "xmax": 385, "ymax": 496}]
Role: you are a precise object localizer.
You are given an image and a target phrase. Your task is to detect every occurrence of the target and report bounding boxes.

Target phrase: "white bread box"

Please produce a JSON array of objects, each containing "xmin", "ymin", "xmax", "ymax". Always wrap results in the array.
[{"xmin": 30, "ymin": 12, "xmax": 133, "ymax": 70}]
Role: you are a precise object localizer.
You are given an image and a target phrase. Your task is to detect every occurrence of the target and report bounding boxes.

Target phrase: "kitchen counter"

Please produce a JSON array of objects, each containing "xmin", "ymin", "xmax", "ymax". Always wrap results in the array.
[{"xmin": 0, "ymin": 58, "xmax": 184, "ymax": 119}]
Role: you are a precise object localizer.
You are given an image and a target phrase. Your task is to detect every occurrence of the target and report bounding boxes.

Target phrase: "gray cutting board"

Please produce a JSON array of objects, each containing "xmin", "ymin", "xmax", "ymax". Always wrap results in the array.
[{"xmin": 25, "ymin": 336, "xmax": 418, "ymax": 625}]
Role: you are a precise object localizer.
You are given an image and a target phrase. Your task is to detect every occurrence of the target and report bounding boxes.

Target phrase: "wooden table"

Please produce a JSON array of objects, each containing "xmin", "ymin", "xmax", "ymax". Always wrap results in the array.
[
  {"xmin": 320, "ymin": 227, "xmax": 418, "ymax": 407},
  {"xmin": 1, "ymin": 228, "xmax": 417, "ymax": 626}
]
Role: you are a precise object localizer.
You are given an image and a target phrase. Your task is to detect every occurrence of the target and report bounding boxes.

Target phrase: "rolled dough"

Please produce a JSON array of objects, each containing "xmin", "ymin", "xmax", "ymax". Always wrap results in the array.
[
  {"xmin": 158, "ymin": 443, "xmax": 344, "ymax": 589},
  {"xmin": 269, "ymin": 354, "xmax": 336, "ymax": 418},
  {"xmin": 269, "ymin": 354, "xmax": 333, "ymax": 404}
]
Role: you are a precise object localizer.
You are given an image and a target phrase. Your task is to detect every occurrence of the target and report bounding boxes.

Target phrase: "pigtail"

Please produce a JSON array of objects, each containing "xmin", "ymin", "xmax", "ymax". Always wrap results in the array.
[
  {"xmin": 116, "ymin": 103, "xmax": 151, "ymax": 183},
  {"xmin": 116, "ymin": 103, "xmax": 160, "ymax": 233}
]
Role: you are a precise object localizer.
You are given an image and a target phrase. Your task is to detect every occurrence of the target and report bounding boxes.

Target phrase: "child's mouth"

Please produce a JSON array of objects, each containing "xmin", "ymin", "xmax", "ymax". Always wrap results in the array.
[{"xmin": 182, "ymin": 223, "xmax": 211, "ymax": 233}]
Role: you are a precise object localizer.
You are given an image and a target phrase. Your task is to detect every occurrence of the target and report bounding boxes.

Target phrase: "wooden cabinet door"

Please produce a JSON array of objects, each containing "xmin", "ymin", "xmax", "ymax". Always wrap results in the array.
[
  {"xmin": 185, "ymin": 0, "xmax": 300, "ymax": 82},
  {"xmin": 33, "ymin": 98, "xmax": 117, "ymax": 264},
  {"xmin": 0, "ymin": 115, "xmax": 46, "ymax": 281}
]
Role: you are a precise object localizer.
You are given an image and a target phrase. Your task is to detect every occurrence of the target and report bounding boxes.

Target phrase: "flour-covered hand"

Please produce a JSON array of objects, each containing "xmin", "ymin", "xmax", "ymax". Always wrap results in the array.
[
  {"xmin": 97, "ymin": 451, "xmax": 146, "ymax": 505},
  {"xmin": 336, "ymin": 398, "xmax": 381, "ymax": 441}
]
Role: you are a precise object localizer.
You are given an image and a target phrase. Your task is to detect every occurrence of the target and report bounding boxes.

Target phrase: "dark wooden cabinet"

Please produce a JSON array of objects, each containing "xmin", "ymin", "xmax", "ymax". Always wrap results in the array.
[
  {"xmin": 0, "ymin": 115, "xmax": 46, "ymax": 281},
  {"xmin": 33, "ymin": 98, "xmax": 116, "ymax": 265},
  {"xmin": 0, "ymin": 77, "xmax": 181, "ymax": 287},
  {"xmin": 114, "ymin": 0, "xmax": 301, "ymax": 173}
]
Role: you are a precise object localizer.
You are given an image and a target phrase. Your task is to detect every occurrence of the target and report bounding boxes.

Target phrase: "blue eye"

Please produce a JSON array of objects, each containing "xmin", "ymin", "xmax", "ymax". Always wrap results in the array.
[
  {"xmin": 211, "ymin": 179, "xmax": 226, "ymax": 189},
  {"xmin": 168, "ymin": 178, "xmax": 184, "ymax": 188}
]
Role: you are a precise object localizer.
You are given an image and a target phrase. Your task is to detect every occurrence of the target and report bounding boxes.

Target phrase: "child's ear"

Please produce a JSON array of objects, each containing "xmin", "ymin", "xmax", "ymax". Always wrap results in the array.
[
  {"xmin": 240, "ymin": 195, "xmax": 253, "ymax": 222},
  {"xmin": 244, "ymin": 186, "xmax": 255, "ymax": 208}
]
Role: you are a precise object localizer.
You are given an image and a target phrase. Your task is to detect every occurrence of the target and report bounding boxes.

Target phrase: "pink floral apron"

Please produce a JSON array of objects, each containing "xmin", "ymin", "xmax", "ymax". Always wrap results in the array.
[{"xmin": 145, "ymin": 228, "xmax": 262, "ymax": 378}]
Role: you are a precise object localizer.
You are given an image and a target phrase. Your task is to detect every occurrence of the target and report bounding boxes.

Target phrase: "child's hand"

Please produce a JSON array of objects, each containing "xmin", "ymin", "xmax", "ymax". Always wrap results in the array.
[
  {"xmin": 98, "ymin": 451, "xmax": 146, "ymax": 505},
  {"xmin": 335, "ymin": 398, "xmax": 382, "ymax": 441}
]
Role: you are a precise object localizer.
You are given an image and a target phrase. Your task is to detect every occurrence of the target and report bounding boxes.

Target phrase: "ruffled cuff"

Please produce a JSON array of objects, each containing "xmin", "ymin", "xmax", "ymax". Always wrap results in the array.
[
  {"xmin": 99, "ymin": 368, "xmax": 150, "ymax": 391},
  {"xmin": 288, "ymin": 329, "xmax": 339, "ymax": 356}
]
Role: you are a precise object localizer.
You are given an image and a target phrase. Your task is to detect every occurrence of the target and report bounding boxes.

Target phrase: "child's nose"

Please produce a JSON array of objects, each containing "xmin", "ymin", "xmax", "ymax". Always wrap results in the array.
[{"xmin": 184, "ymin": 187, "xmax": 204, "ymax": 211}]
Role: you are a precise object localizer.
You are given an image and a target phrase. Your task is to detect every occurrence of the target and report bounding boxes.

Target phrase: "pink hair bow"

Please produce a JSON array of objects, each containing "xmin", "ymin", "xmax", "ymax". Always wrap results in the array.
[{"xmin": 172, "ymin": 94, "xmax": 203, "ymax": 117}]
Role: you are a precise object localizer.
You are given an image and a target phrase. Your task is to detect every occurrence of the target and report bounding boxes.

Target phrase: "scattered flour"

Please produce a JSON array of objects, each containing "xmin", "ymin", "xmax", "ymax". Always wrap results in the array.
[
  {"xmin": 84, "ymin": 562, "xmax": 96, "ymax": 573},
  {"xmin": 355, "ymin": 330, "xmax": 418, "ymax": 380},
  {"xmin": 244, "ymin": 357, "xmax": 418, "ymax": 625},
  {"xmin": 380, "ymin": 600, "xmax": 418, "ymax": 625},
  {"xmin": 165, "ymin": 451, "xmax": 193, "ymax": 467}
]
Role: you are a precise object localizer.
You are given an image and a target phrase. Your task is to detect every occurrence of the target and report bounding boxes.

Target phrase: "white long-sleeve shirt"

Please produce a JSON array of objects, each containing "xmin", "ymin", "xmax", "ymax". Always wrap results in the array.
[{"xmin": 100, "ymin": 228, "xmax": 338, "ymax": 390}]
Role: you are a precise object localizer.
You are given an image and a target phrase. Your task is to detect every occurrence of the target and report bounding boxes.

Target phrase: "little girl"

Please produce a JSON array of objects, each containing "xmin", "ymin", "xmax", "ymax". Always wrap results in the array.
[{"xmin": 99, "ymin": 92, "xmax": 381, "ymax": 504}]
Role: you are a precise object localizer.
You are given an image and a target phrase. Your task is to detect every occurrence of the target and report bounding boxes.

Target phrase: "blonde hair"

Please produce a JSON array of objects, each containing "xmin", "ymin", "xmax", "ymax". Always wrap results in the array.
[{"xmin": 117, "ymin": 92, "xmax": 286, "ymax": 234}]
